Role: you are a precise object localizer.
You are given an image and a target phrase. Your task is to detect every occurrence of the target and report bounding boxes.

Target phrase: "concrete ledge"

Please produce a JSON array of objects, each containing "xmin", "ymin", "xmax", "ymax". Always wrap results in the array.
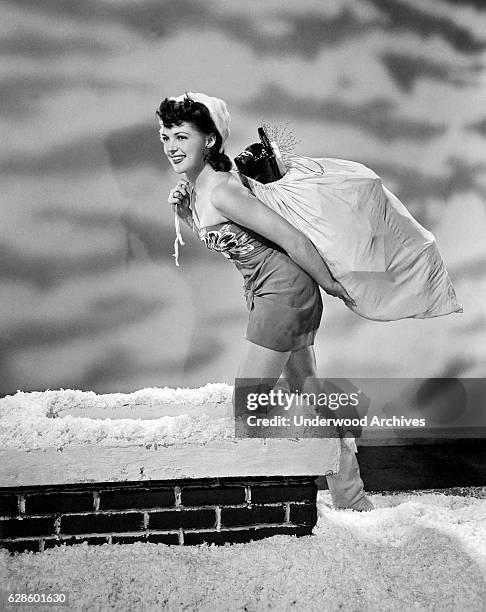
[{"xmin": 0, "ymin": 439, "xmax": 340, "ymax": 488}]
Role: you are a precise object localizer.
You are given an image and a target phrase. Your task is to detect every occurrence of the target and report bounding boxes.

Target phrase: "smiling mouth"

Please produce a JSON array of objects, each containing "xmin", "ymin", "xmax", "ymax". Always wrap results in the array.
[{"xmin": 170, "ymin": 156, "xmax": 186, "ymax": 164}]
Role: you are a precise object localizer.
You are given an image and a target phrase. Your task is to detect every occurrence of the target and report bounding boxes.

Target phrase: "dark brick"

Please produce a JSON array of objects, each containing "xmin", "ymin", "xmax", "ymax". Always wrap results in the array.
[
  {"xmin": 149, "ymin": 509, "xmax": 215, "ymax": 530},
  {"xmin": 184, "ymin": 525, "xmax": 313, "ymax": 546},
  {"xmin": 25, "ymin": 492, "xmax": 94, "ymax": 515},
  {"xmin": 289, "ymin": 503, "xmax": 318, "ymax": 527},
  {"xmin": 181, "ymin": 486, "xmax": 245, "ymax": 507},
  {"xmin": 0, "ymin": 517, "xmax": 55, "ymax": 538},
  {"xmin": 61, "ymin": 512, "xmax": 143, "ymax": 535},
  {"xmin": 110, "ymin": 534, "xmax": 148, "ymax": 545},
  {"xmin": 0, "ymin": 539, "xmax": 40, "ymax": 554},
  {"xmin": 44, "ymin": 536, "xmax": 109, "ymax": 549},
  {"xmin": 293, "ymin": 525, "xmax": 314, "ymax": 538},
  {"xmin": 99, "ymin": 488, "xmax": 174, "ymax": 510},
  {"xmin": 221, "ymin": 505, "xmax": 285, "ymax": 528},
  {"xmin": 0, "ymin": 495, "xmax": 19, "ymax": 517},
  {"xmin": 284, "ymin": 477, "xmax": 318, "ymax": 486},
  {"xmin": 146, "ymin": 532, "xmax": 180, "ymax": 546},
  {"xmin": 250, "ymin": 483, "xmax": 317, "ymax": 504},
  {"xmin": 42, "ymin": 538, "xmax": 64, "ymax": 550}
]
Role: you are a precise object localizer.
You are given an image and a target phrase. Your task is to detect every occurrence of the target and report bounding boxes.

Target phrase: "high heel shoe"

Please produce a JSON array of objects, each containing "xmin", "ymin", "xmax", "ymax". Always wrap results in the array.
[{"xmin": 326, "ymin": 438, "xmax": 374, "ymax": 511}]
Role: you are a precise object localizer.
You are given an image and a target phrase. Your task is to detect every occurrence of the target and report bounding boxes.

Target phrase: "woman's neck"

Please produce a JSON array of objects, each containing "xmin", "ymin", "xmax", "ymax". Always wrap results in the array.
[
  {"xmin": 186, "ymin": 163, "xmax": 220, "ymax": 194},
  {"xmin": 186, "ymin": 163, "xmax": 230, "ymax": 226}
]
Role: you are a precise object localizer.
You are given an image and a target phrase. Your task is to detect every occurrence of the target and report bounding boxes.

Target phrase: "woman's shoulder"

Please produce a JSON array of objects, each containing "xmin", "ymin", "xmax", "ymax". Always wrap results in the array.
[{"xmin": 209, "ymin": 172, "xmax": 250, "ymax": 209}]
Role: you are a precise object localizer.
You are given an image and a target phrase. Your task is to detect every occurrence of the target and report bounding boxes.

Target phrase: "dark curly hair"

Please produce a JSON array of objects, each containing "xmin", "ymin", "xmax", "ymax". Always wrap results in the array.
[{"xmin": 156, "ymin": 96, "xmax": 232, "ymax": 172}]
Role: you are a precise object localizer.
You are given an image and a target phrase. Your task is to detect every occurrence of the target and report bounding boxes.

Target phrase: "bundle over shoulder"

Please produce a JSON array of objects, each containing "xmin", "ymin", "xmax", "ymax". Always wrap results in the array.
[{"xmin": 236, "ymin": 155, "xmax": 463, "ymax": 322}]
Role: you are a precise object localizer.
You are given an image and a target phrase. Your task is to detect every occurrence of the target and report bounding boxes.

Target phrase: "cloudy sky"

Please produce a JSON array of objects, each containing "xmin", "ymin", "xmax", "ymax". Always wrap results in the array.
[{"xmin": 2, "ymin": 0, "xmax": 486, "ymax": 396}]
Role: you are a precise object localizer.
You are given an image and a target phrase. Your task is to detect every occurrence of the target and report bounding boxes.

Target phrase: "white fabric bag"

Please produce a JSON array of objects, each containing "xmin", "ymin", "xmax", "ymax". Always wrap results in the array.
[{"xmin": 239, "ymin": 155, "xmax": 462, "ymax": 321}]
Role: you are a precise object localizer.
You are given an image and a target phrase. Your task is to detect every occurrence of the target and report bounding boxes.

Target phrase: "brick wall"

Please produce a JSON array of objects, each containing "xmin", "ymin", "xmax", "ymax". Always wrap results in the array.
[{"xmin": 0, "ymin": 476, "xmax": 318, "ymax": 553}]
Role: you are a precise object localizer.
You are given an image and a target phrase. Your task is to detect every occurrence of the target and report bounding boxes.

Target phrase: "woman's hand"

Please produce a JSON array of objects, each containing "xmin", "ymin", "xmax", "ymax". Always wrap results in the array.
[
  {"xmin": 168, "ymin": 179, "xmax": 192, "ymax": 219},
  {"xmin": 323, "ymin": 280, "xmax": 356, "ymax": 308}
]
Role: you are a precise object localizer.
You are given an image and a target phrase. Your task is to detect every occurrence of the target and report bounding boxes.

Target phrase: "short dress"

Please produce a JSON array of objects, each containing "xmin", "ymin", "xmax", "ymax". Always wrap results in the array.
[{"xmin": 196, "ymin": 220, "xmax": 323, "ymax": 352}]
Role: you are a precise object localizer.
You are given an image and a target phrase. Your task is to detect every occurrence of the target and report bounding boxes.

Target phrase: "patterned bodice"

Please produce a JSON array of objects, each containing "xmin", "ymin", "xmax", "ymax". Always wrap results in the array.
[{"xmin": 196, "ymin": 221, "xmax": 283, "ymax": 262}]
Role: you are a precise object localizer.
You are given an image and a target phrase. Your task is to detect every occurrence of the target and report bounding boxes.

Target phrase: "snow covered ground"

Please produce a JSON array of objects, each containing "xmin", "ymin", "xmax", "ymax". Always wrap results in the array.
[{"xmin": 1, "ymin": 489, "xmax": 485, "ymax": 611}]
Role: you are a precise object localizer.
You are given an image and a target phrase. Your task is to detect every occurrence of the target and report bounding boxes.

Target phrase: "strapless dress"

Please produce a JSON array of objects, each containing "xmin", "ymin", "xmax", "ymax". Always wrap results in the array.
[{"xmin": 196, "ymin": 219, "xmax": 323, "ymax": 352}]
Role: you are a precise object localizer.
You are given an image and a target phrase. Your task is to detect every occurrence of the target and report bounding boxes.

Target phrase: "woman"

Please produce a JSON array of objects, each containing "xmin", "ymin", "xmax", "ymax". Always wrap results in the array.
[{"xmin": 157, "ymin": 92, "xmax": 373, "ymax": 512}]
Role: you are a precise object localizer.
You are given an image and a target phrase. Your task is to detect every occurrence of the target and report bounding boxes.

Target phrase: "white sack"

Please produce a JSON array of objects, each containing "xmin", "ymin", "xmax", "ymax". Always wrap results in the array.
[{"xmin": 240, "ymin": 156, "xmax": 463, "ymax": 321}]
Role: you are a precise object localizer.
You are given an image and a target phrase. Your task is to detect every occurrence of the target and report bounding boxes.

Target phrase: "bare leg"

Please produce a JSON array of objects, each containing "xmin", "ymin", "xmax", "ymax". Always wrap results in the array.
[
  {"xmin": 236, "ymin": 340, "xmax": 291, "ymax": 382},
  {"xmin": 284, "ymin": 347, "xmax": 373, "ymax": 512},
  {"xmin": 234, "ymin": 341, "xmax": 372, "ymax": 510},
  {"xmin": 232, "ymin": 340, "xmax": 291, "ymax": 427},
  {"xmin": 283, "ymin": 347, "xmax": 334, "ymax": 420},
  {"xmin": 283, "ymin": 346, "xmax": 317, "ymax": 392}
]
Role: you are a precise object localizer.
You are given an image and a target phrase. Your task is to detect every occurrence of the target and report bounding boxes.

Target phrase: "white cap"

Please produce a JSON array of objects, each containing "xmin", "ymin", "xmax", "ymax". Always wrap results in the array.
[{"xmin": 169, "ymin": 92, "xmax": 230, "ymax": 150}]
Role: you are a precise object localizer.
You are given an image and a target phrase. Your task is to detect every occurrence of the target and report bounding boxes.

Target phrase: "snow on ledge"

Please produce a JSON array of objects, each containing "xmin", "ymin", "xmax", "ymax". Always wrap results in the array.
[
  {"xmin": 0, "ymin": 385, "xmax": 342, "ymax": 486},
  {"xmin": 0, "ymin": 384, "xmax": 235, "ymax": 451}
]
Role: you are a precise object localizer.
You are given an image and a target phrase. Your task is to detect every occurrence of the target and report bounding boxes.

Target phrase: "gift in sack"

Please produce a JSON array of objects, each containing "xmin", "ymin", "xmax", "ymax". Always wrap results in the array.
[
  {"xmin": 234, "ymin": 127, "xmax": 287, "ymax": 184},
  {"xmin": 234, "ymin": 138, "xmax": 462, "ymax": 322}
]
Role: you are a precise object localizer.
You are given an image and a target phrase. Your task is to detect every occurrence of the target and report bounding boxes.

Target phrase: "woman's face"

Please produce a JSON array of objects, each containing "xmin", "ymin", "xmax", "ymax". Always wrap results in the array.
[{"xmin": 160, "ymin": 121, "xmax": 210, "ymax": 176}]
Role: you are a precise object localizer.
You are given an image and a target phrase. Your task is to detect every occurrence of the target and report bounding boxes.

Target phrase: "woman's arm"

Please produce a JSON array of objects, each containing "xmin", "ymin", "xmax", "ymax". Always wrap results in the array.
[{"xmin": 211, "ymin": 176, "xmax": 355, "ymax": 306}]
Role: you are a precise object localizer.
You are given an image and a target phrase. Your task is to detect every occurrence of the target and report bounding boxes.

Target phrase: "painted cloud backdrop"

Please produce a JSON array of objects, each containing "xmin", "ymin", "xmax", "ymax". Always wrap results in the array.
[{"xmin": 2, "ymin": 0, "xmax": 486, "ymax": 396}]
